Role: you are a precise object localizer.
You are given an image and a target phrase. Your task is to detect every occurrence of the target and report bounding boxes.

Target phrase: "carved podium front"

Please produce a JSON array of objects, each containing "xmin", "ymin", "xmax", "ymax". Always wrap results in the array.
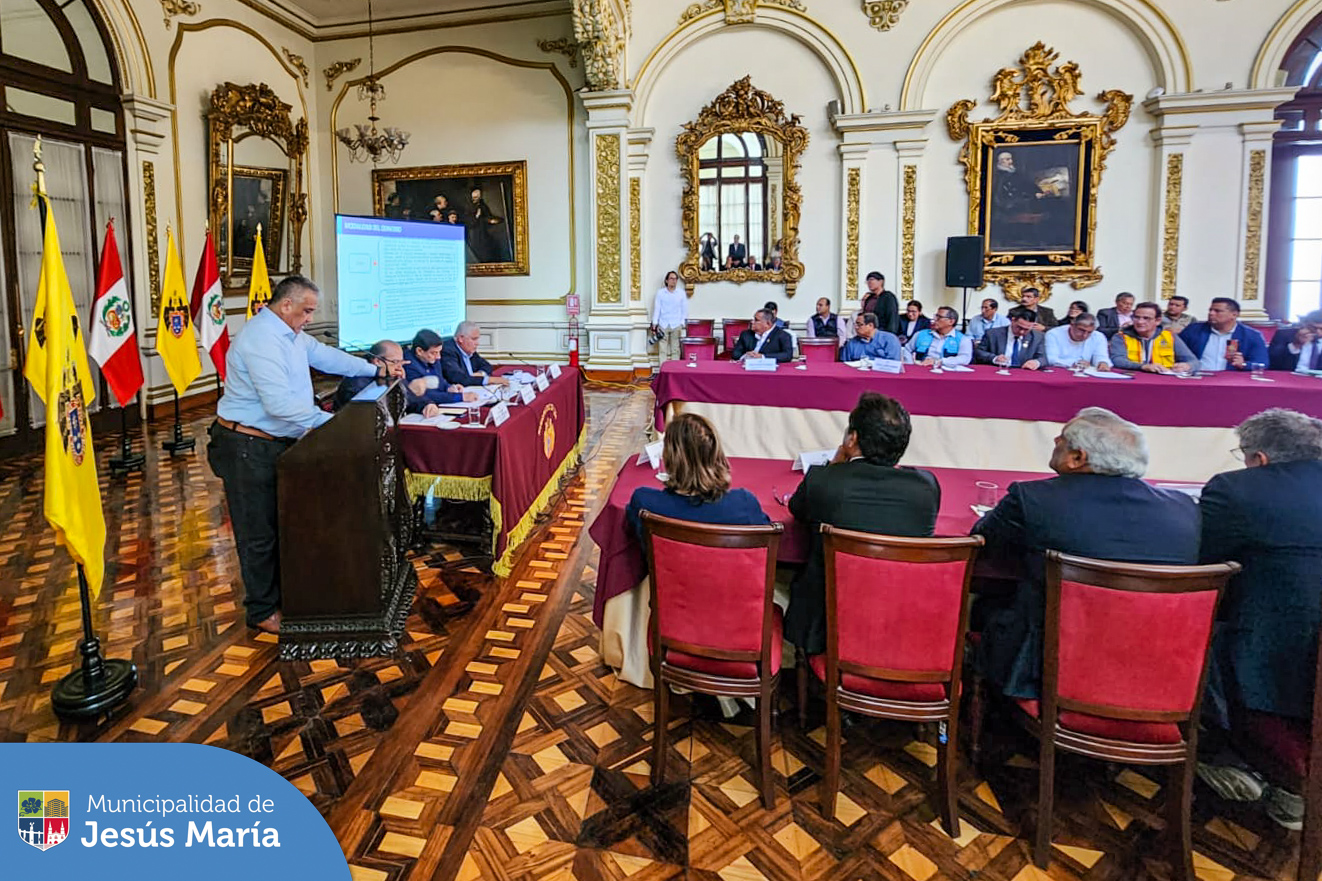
[{"xmin": 276, "ymin": 381, "xmax": 417, "ymax": 660}]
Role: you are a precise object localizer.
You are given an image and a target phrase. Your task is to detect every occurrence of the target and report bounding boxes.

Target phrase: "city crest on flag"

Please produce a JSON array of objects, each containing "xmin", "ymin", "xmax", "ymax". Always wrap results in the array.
[
  {"xmin": 165, "ymin": 297, "xmax": 190, "ymax": 338},
  {"xmin": 18, "ymin": 790, "xmax": 70, "ymax": 851}
]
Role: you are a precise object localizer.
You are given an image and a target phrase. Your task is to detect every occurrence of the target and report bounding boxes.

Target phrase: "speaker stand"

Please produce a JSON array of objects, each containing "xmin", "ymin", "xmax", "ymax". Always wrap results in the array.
[{"xmin": 960, "ymin": 286, "xmax": 970, "ymax": 333}]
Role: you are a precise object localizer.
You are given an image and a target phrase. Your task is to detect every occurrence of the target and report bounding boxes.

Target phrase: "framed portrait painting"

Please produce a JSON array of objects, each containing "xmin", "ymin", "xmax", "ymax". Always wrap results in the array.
[
  {"xmin": 220, "ymin": 165, "xmax": 287, "ymax": 273},
  {"xmin": 371, "ymin": 161, "xmax": 529, "ymax": 276}
]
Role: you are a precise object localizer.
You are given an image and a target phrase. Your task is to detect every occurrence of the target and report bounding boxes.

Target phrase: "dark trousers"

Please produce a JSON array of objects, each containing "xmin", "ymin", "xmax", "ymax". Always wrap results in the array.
[{"xmin": 206, "ymin": 421, "xmax": 293, "ymax": 625}]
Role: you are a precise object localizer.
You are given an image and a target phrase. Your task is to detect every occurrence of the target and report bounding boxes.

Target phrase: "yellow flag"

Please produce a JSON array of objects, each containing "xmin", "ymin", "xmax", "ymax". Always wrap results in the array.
[
  {"xmin": 246, "ymin": 225, "xmax": 272, "ymax": 319},
  {"xmin": 155, "ymin": 229, "xmax": 202, "ymax": 396},
  {"xmin": 23, "ymin": 196, "xmax": 107, "ymax": 597}
]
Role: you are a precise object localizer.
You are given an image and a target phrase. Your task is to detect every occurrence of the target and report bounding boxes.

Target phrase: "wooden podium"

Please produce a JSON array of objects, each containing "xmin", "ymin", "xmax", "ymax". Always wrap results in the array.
[{"xmin": 275, "ymin": 380, "xmax": 417, "ymax": 660}]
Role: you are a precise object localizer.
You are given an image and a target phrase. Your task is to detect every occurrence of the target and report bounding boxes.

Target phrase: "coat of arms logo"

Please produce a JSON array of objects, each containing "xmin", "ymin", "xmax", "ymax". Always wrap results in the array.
[
  {"xmin": 18, "ymin": 790, "xmax": 70, "ymax": 851},
  {"xmin": 165, "ymin": 293, "xmax": 190, "ymax": 338},
  {"xmin": 100, "ymin": 295, "xmax": 132, "ymax": 338}
]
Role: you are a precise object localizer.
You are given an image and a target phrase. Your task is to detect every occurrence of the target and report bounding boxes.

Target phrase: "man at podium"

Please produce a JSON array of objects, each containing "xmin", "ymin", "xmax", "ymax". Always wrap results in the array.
[{"xmin": 207, "ymin": 275, "xmax": 404, "ymax": 634}]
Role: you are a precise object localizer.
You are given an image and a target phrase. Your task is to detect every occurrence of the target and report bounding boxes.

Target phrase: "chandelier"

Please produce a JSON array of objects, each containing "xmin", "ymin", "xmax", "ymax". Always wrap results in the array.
[{"xmin": 335, "ymin": 0, "xmax": 409, "ymax": 164}]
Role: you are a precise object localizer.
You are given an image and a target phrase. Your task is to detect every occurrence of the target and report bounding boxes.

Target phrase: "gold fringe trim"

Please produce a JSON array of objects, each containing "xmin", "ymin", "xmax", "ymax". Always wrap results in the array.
[
  {"xmin": 405, "ymin": 471, "xmax": 492, "ymax": 503},
  {"xmin": 491, "ymin": 426, "xmax": 586, "ymax": 578}
]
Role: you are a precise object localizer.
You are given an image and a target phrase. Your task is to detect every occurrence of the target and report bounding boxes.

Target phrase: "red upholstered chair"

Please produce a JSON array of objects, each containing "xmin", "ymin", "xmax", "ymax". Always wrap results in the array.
[
  {"xmin": 1022, "ymin": 551, "xmax": 1239, "ymax": 879},
  {"xmin": 679, "ymin": 336, "xmax": 717, "ymax": 361},
  {"xmin": 799, "ymin": 527, "xmax": 983, "ymax": 835},
  {"xmin": 799, "ymin": 337, "xmax": 838, "ymax": 365},
  {"xmin": 720, "ymin": 319, "xmax": 751, "ymax": 358},
  {"xmin": 641, "ymin": 511, "xmax": 784, "ymax": 808},
  {"xmin": 686, "ymin": 318, "xmax": 714, "ymax": 337}
]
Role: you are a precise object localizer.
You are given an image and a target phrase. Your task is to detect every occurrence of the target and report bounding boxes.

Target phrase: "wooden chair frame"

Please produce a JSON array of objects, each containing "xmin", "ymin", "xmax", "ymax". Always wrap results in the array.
[
  {"xmin": 640, "ymin": 510, "xmax": 784, "ymax": 808},
  {"xmin": 799, "ymin": 526, "xmax": 983, "ymax": 835},
  {"xmin": 1028, "ymin": 551, "xmax": 1239, "ymax": 878}
]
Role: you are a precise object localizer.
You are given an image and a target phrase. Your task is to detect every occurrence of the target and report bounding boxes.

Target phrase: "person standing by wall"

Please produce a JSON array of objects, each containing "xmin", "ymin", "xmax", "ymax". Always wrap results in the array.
[{"xmin": 650, "ymin": 270, "xmax": 688, "ymax": 364}]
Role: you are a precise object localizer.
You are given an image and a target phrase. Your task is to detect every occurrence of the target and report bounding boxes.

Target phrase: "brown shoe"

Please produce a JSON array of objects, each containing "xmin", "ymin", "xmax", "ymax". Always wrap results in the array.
[{"xmin": 250, "ymin": 611, "xmax": 282, "ymax": 634}]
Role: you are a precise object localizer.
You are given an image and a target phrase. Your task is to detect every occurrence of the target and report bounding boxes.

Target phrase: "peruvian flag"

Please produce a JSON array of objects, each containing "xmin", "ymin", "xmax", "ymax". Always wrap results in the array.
[
  {"xmin": 190, "ymin": 228, "xmax": 229, "ymax": 379},
  {"xmin": 87, "ymin": 220, "xmax": 145, "ymax": 408}
]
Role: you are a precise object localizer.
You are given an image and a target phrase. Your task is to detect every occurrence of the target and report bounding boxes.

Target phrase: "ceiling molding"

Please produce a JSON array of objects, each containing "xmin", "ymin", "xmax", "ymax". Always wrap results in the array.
[{"xmin": 231, "ymin": 0, "xmax": 571, "ymax": 42}]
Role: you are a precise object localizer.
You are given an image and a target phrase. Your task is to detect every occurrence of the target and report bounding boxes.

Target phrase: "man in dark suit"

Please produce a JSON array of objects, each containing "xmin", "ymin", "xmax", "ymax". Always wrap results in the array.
[
  {"xmin": 786, "ymin": 392, "xmax": 940, "ymax": 654},
  {"xmin": 1196, "ymin": 409, "xmax": 1322, "ymax": 827},
  {"xmin": 1179, "ymin": 297, "xmax": 1269, "ymax": 371},
  {"xmin": 440, "ymin": 321, "xmax": 509, "ymax": 388},
  {"xmin": 1268, "ymin": 309, "xmax": 1322, "ymax": 371},
  {"xmin": 726, "ymin": 234, "xmax": 748, "ymax": 269},
  {"xmin": 974, "ymin": 306, "xmax": 1047, "ymax": 369},
  {"xmin": 731, "ymin": 309, "xmax": 794, "ymax": 363},
  {"xmin": 1096, "ymin": 292, "xmax": 1136, "ymax": 338},
  {"xmin": 861, "ymin": 271, "xmax": 901, "ymax": 336},
  {"xmin": 972, "ymin": 407, "xmax": 1201, "ymax": 698},
  {"xmin": 1018, "ymin": 287, "xmax": 1058, "ymax": 332},
  {"xmin": 403, "ymin": 330, "xmax": 484, "ymax": 406}
]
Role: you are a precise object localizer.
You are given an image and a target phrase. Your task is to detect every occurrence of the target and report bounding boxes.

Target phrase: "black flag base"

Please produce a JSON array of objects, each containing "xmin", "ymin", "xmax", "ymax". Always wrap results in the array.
[
  {"xmin": 160, "ymin": 390, "xmax": 195, "ymax": 456},
  {"xmin": 51, "ymin": 564, "xmax": 137, "ymax": 722},
  {"xmin": 108, "ymin": 405, "xmax": 144, "ymax": 476}
]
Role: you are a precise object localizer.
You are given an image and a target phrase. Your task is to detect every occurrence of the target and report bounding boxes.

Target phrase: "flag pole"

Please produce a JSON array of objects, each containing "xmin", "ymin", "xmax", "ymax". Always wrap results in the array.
[
  {"xmin": 108, "ymin": 400, "xmax": 144, "ymax": 477},
  {"xmin": 161, "ymin": 388, "xmax": 194, "ymax": 455}
]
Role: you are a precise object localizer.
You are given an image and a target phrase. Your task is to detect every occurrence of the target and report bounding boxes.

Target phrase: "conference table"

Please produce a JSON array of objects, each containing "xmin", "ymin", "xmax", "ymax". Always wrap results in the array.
[
  {"xmin": 653, "ymin": 360, "xmax": 1322, "ymax": 481},
  {"xmin": 400, "ymin": 368, "xmax": 584, "ymax": 577}
]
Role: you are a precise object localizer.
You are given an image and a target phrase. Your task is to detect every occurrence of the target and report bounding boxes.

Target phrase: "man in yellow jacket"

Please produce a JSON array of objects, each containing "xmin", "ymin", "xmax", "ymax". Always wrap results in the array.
[{"xmin": 1108, "ymin": 300, "xmax": 1199, "ymax": 373}]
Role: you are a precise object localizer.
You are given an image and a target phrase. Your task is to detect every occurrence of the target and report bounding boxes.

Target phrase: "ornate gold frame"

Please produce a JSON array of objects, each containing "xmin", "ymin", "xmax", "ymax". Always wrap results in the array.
[
  {"xmin": 676, "ymin": 76, "xmax": 808, "ymax": 296},
  {"xmin": 946, "ymin": 43, "xmax": 1131, "ymax": 300},
  {"xmin": 222, "ymin": 165, "xmax": 287, "ymax": 272},
  {"xmin": 371, "ymin": 161, "xmax": 530, "ymax": 277},
  {"xmin": 207, "ymin": 82, "xmax": 309, "ymax": 292}
]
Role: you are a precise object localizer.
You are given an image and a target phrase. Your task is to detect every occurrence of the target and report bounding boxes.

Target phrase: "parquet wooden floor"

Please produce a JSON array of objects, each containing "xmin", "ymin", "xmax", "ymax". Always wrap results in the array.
[{"xmin": 0, "ymin": 382, "xmax": 1308, "ymax": 880}]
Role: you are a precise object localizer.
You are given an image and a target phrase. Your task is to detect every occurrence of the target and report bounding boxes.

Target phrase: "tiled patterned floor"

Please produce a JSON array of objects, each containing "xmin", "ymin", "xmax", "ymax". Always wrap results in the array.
[{"xmin": 0, "ymin": 382, "xmax": 1309, "ymax": 880}]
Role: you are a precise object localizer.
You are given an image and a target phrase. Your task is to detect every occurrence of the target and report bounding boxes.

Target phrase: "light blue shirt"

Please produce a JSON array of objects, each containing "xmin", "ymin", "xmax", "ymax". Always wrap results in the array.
[
  {"xmin": 841, "ymin": 331, "xmax": 901, "ymax": 362},
  {"xmin": 1045, "ymin": 324, "xmax": 1111, "ymax": 368},
  {"xmin": 217, "ymin": 307, "xmax": 377, "ymax": 438},
  {"xmin": 460, "ymin": 349, "xmax": 489, "ymax": 385},
  {"xmin": 967, "ymin": 312, "xmax": 1009, "ymax": 341},
  {"xmin": 1198, "ymin": 325, "xmax": 1235, "ymax": 372}
]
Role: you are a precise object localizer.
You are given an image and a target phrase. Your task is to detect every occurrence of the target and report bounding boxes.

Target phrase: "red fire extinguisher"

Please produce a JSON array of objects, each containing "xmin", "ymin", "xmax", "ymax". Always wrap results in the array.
[
  {"xmin": 569, "ymin": 334, "xmax": 579, "ymax": 368},
  {"xmin": 566, "ymin": 296, "xmax": 581, "ymax": 368}
]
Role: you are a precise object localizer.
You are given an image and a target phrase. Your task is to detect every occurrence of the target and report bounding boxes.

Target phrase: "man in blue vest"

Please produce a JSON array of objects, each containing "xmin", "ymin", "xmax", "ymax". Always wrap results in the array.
[{"xmin": 903, "ymin": 306, "xmax": 972, "ymax": 366}]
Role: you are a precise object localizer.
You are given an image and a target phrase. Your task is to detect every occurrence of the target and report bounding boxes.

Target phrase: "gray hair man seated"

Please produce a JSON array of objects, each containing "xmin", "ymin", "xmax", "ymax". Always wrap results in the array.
[
  {"xmin": 441, "ymin": 320, "xmax": 510, "ymax": 387},
  {"xmin": 335, "ymin": 339, "xmax": 476, "ymax": 413}
]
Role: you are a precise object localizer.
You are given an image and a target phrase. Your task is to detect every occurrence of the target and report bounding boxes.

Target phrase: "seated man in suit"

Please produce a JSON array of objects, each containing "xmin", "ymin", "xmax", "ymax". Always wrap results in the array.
[
  {"xmin": 1096, "ymin": 291, "xmax": 1136, "ymax": 338},
  {"xmin": 1018, "ymin": 287, "xmax": 1058, "ymax": 332},
  {"xmin": 973, "ymin": 407, "xmax": 1201, "ymax": 699},
  {"xmin": 785, "ymin": 392, "xmax": 940, "ymax": 654},
  {"xmin": 904, "ymin": 306, "xmax": 972, "ymax": 366},
  {"xmin": 898, "ymin": 300, "xmax": 931, "ymax": 344},
  {"xmin": 841, "ymin": 312, "xmax": 901, "ymax": 361},
  {"xmin": 335, "ymin": 339, "xmax": 471, "ymax": 413},
  {"xmin": 726, "ymin": 234, "xmax": 748, "ymax": 269},
  {"xmin": 975, "ymin": 305, "xmax": 1046, "ymax": 370},
  {"xmin": 731, "ymin": 308, "xmax": 794, "ymax": 363},
  {"xmin": 1195, "ymin": 409, "xmax": 1322, "ymax": 830},
  {"xmin": 1180, "ymin": 297, "xmax": 1269, "ymax": 372},
  {"xmin": 1268, "ymin": 309, "xmax": 1322, "ymax": 371},
  {"xmin": 439, "ymin": 321, "xmax": 510, "ymax": 388},
  {"xmin": 401, "ymin": 330, "xmax": 483, "ymax": 407},
  {"xmin": 1108, "ymin": 301, "xmax": 1199, "ymax": 373}
]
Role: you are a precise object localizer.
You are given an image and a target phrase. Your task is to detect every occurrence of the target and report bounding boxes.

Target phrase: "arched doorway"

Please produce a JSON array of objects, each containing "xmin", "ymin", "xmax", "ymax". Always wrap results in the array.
[{"xmin": 0, "ymin": 0, "xmax": 133, "ymax": 451}]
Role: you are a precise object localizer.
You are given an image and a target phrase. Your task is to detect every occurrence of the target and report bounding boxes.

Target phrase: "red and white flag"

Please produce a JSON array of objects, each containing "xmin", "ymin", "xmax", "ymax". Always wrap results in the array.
[
  {"xmin": 190, "ymin": 228, "xmax": 230, "ymax": 380},
  {"xmin": 87, "ymin": 220, "xmax": 144, "ymax": 408}
]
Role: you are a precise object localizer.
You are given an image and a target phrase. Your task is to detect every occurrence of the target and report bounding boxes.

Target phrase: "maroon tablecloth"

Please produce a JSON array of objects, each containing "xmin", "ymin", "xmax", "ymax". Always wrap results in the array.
[
  {"xmin": 401, "ymin": 368, "xmax": 585, "ymax": 577},
  {"xmin": 587, "ymin": 457, "xmax": 1067, "ymax": 627},
  {"xmin": 652, "ymin": 361, "xmax": 1322, "ymax": 430}
]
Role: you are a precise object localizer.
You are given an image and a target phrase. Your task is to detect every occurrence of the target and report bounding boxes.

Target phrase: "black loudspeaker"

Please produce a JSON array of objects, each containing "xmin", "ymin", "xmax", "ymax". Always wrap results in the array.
[{"xmin": 945, "ymin": 235, "xmax": 984, "ymax": 288}]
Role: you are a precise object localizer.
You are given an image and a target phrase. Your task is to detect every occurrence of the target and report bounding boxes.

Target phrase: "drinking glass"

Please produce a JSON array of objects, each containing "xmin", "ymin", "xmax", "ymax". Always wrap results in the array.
[
  {"xmin": 1250, "ymin": 361, "xmax": 1267, "ymax": 379},
  {"xmin": 688, "ymin": 352, "xmax": 698, "ymax": 367},
  {"xmin": 975, "ymin": 481, "xmax": 999, "ymax": 511}
]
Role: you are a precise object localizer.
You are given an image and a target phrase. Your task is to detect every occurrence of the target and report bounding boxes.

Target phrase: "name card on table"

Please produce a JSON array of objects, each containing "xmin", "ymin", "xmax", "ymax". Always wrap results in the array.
[
  {"xmin": 636, "ymin": 440, "xmax": 663, "ymax": 469},
  {"xmin": 549, "ymin": 363, "xmax": 563, "ymax": 379},
  {"xmin": 536, "ymin": 373, "xmax": 551, "ymax": 391},
  {"xmin": 520, "ymin": 385, "xmax": 537, "ymax": 405},
  {"xmin": 871, "ymin": 358, "xmax": 903, "ymax": 374},
  {"xmin": 742, "ymin": 357, "xmax": 778, "ymax": 372},
  {"xmin": 792, "ymin": 449, "xmax": 834, "ymax": 471},
  {"xmin": 490, "ymin": 402, "xmax": 511, "ymax": 426}
]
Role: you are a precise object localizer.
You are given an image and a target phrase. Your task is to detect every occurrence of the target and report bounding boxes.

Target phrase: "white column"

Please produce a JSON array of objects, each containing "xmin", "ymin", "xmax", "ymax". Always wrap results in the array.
[
  {"xmin": 1148, "ymin": 125, "xmax": 1196, "ymax": 304},
  {"xmin": 837, "ymin": 142, "xmax": 867, "ymax": 309},
  {"xmin": 627, "ymin": 126, "xmax": 654, "ymax": 371},
  {"xmin": 580, "ymin": 89, "xmax": 634, "ymax": 373},
  {"xmin": 1237, "ymin": 120, "xmax": 1280, "ymax": 321},
  {"xmin": 894, "ymin": 139, "xmax": 927, "ymax": 305}
]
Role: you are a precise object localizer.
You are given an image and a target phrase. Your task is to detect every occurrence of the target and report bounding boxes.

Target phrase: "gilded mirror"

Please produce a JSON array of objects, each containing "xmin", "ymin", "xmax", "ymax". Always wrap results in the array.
[
  {"xmin": 207, "ymin": 82, "xmax": 309, "ymax": 291},
  {"xmin": 677, "ymin": 77, "xmax": 808, "ymax": 295}
]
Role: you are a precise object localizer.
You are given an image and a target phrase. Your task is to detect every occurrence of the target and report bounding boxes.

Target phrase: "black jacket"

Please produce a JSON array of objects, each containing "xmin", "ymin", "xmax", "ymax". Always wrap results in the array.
[
  {"xmin": 785, "ymin": 460, "xmax": 941, "ymax": 654},
  {"xmin": 731, "ymin": 327, "xmax": 794, "ymax": 363},
  {"xmin": 440, "ymin": 336, "xmax": 495, "ymax": 386},
  {"xmin": 974, "ymin": 326, "xmax": 1048, "ymax": 366},
  {"xmin": 861, "ymin": 290, "xmax": 901, "ymax": 337},
  {"xmin": 1201, "ymin": 460, "xmax": 1322, "ymax": 720}
]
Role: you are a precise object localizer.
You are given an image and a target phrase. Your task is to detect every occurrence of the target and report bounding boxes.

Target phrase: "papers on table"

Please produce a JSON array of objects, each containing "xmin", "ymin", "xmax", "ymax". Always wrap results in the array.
[
  {"xmin": 636, "ymin": 440, "xmax": 663, "ymax": 469},
  {"xmin": 465, "ymin": 385, "xmax": 498, "ymax": 404},
  {"xmin": 505, "ymin": 371, "xmax": 536, "ymax": 386},
  {"xmin": 400, "ymin": 413, "xmax": 459, "ymax": 430},
  {"xmin": 938, "ymin": 364, "xmax": 975, "ymax": 373},
  {"xmin": 792, "ymin": 449, "xmax": 834, "ymax": 471},
  {"xmin": 1082, "ymin": 368, "xmax": 1132, "ymax": 379}
]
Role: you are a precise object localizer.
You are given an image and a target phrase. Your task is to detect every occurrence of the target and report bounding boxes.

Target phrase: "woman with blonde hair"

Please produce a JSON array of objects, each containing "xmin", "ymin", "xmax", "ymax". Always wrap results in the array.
[{"xmin": 603, "ymin": 414, "xmax": 769, "ymax": 688}]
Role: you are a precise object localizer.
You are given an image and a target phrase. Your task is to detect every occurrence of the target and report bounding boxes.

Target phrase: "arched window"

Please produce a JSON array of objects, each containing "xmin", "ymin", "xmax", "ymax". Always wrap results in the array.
[
  {"xmin": 0, "ymin": 0, "xmax": 129, "ymax": 448},
  {"xmin": 697, "ymin": 132, "xmax": 768, "ymax": 269}
]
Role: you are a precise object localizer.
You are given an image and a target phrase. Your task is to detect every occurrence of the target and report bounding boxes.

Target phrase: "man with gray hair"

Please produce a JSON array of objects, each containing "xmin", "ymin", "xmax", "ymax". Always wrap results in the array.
[
  {"xmin": 440, "ymin": 320, "xmax": 509, "ymax": 387},
  {"xmin": 971, "ymin": 407, "xmax": 1201, "ymax": 698},
  {"xmin": 1196, "ymin": 409, "xmax": 1322, "ymax": 829}
]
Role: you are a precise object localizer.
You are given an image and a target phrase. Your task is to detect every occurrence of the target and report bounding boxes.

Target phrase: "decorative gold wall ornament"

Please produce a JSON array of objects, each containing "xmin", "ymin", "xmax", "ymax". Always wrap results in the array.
[
  {"xmin": 574, "ymin": 0, "xmax": 625, "ymax": 90},
  {"xmin": 845, "ymin": 168, "xmax": 860, "ymax": 301},
  {"xmin": 1160, "ymin": 153, "xmax": 1183, "ymax": 300},
  {"xmin": 629, "ymin": 177, "xmax": 642, "ymax": 300},
  {"xmin": 946, "ymin": 43, "xmax": 1132, "ymax": 299},
  {"xmin": 1242, "ymin": 149, "xmax": 1265, "ymax": 301},
  {"xmin": 902, "ymin": 164, "xmax": 917, "ymax": 301},
  {"xmin": 537, "ymin": 38, "xmax": 580, "ymax": 67},
  {"xmin": 769, "ymin": 183, "xmax": 779, "ymax": 246},
  {"xmin": 158, "ymin": 0, "xmax": 199, "ymax": 29},
  {"xmin": 676, "ymin": 76, "xmax": 809, "ymax": 296},
  {"xmin": 680, "ymin": 0, "xmax": 721, "ymax": 21},
  {"xmin": 679, "ymin": 0, "xmax": 805, "ymax": 24},
  {"xmin": 596, "ymin": 134, "xmax": 623, "ymax": 304},
  {"xmin": 282, "ymin": 48, "xmax": 309, "ymax": 87},
  {"xmin": 862, "ymin": 0, "xmax": 908, "ymax": 31},
  {"xmin": 206, "ymin": 82, "xmax": 309, "ymax": 289},
  {"xmin": 323, "ymin": 58, "xmax": 362, "ymax": 91},
  {"xmin": 143, "ymin": 161, "xmax": 161, "ymax": 313}
]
